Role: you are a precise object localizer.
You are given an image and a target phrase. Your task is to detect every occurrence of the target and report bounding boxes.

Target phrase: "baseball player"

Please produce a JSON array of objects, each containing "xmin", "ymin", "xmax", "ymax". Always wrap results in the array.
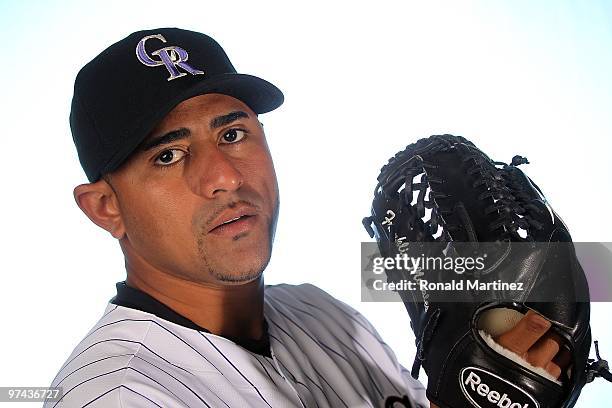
[{"xmin": 45, "ymin": 28, "xmax": 570, "ymax": 407}]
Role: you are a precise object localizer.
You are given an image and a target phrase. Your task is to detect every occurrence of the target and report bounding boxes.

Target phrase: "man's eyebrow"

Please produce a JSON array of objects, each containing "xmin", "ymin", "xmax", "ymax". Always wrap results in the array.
[
  {"xmin": 139, "ymin": 128, "xmax": 191, "ymax": 152},
  {"xmin": 137, "ymin": 111, "xmax": 249, "ymax": 153},
  {"xmin": 210, "ymin": 111, "xmax": 249, "ymax": 129}
]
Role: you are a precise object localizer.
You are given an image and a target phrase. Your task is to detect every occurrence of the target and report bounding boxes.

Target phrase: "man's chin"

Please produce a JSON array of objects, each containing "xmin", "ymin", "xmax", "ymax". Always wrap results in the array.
[
  {"xmin": 206, "ymin": 252, "xmax": 271, "ymax": 285},
  {"xmin": 212, "ymin": 268, "xmax": 264, "ymax": 284},
  {"xmin": 197, "ymin": 230, "xmax": 272, "ymax": 285}
]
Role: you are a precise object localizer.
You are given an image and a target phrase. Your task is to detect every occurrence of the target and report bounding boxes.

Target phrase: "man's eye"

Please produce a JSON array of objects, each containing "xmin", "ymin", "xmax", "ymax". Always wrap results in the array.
[
  {"xmin": 221, "ymin": 129, "xmax": 247, "ymax": 144},
  {"xmin": 154, "ymin": 149, "xmax": 187, "ymax": 166}
]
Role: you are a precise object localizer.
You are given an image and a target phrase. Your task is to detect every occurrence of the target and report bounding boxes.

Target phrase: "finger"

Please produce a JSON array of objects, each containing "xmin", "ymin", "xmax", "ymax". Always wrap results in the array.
[
  {"xmin": 552, "ymin": 345, "xmax": 572, "ymax": 369},
  {"xmin": 545, "ymin": 361, "xmax": 562, "ymax": 379},
  {"xmin": 525, "ymin": 334, "xmax": 560, "ymax": 367},
  {"xmin": 494, "ymin": 310, "xmax": 551, "ymax": 356}
]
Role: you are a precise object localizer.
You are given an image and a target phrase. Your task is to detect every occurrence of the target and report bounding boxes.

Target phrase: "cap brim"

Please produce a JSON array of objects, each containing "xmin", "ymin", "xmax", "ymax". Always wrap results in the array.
[
  {"xmin": 100, "ymin": 73, "xmax": 283, "ymax": 178},
  {"xmin": 178, "ymin": 73, "xmax": 284, "ymax": 115}
]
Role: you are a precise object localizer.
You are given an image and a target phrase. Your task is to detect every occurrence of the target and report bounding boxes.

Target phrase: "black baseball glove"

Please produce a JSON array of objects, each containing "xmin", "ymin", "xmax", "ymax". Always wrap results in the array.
[{"xmin": 363, "ymin": 134, "xmax": 611, "ymax": 408}]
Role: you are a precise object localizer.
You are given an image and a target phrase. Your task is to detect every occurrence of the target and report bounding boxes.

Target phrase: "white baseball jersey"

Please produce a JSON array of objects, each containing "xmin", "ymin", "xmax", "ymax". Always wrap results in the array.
[{"xmin": 45, "ymin": 282, "xmax": 428, "ymax": 407}]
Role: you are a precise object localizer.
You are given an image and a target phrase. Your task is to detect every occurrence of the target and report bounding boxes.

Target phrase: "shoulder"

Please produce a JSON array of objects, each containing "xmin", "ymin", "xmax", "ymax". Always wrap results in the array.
[
  {"xmin": 264, "ymin": 283, "xmax": 379, "ymax": 335},
  {"xmin": 263, "ymin": 282, "xmax": 390, "ymax": 367},
  {"xmin": 264, "ymin": 283, "xmax": 428, "ymax": 406},
  {"xmin": 264, "ymin": 282, "xmax": 353, "ymax": 312},
  {"xmin": 44, "ymin": 353, "xmax": 191, "ymax": 408},
  {"xmin": 44, "ymin": 303, "xmax": 187, "ymax": 407}
]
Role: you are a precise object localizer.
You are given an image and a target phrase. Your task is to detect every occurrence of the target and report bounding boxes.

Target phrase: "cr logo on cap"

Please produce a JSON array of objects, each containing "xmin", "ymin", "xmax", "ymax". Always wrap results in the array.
[{"xmin": 136, "ymin": 34, "xmax": 204, "ymax": 81}]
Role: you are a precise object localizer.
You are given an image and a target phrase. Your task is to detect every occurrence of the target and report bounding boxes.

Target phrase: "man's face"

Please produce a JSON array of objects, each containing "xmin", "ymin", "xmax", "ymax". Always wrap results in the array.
[{"xmin": 108, "ymin": 93, "xmax": 279, "ymax": 285}]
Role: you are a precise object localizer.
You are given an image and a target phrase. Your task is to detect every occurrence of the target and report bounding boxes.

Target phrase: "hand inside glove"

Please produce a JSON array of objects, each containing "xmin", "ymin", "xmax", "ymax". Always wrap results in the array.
[{"xmin": 430, "ymin": 310, "xmax": 566, "ymax": 408}]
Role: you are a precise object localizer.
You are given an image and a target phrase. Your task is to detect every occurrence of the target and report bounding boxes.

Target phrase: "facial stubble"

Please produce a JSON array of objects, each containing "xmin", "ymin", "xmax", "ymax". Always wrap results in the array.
[{"xmin": 197, "ymin": 198, "xmax": 279, "ymax": 284}]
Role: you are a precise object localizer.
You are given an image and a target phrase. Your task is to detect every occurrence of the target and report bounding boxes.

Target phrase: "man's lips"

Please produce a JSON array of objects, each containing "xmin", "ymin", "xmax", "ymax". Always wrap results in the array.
[
  {"xmin": 208, "ymin": 215, "xmax": 258, "ymax": 237},
  {"xmin": 208, "ymin": 206, "xmax": 259, "ymax": 235}
]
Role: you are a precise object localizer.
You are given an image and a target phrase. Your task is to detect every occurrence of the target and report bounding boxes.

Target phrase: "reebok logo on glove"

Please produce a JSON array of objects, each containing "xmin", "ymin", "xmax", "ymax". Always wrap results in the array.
[{"xmin": 460, "ymin": 367, "xmax": 539, "ymax": 408}]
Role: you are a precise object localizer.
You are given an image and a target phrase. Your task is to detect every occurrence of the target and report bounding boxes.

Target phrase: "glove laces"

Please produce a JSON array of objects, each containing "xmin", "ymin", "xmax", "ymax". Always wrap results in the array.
[
  {"xmin": 586, "ymin": 341, "xmax": 612, "ymax": 383},
  {"xmin": 462, "ymin": 148, "xmax": 543, "ymax": 241}
]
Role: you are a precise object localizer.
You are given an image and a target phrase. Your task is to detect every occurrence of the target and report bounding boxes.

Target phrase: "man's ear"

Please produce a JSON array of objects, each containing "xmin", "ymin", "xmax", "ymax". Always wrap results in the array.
[{"xmin": 73, "ymin": 179, "xmax": 126, "ymax": 239}]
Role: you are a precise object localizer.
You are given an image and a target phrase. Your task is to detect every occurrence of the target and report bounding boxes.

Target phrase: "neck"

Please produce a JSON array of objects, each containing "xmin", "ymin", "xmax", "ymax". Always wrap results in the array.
[{"xmin": 124, "ymin": 256, "xmax": 265, "ymax": 341}]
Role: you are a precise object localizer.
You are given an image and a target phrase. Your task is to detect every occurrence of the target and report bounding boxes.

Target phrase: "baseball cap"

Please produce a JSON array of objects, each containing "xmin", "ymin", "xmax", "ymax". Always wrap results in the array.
[{"xmin": 70, "ymin": 27, "xmax": 284, "ymax": 182}]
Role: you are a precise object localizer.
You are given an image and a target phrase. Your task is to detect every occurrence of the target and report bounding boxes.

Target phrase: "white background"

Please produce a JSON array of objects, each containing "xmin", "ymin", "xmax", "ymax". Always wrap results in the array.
[{"xmin": 0, "ymin": 1, "xmax": 611, "ymax": 406}]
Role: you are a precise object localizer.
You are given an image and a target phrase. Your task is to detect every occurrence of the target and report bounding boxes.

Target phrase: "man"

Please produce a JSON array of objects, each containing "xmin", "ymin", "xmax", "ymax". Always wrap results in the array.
[{"xmin": 45, "ymin": 27, "xmax": 564, "ymax": 407}]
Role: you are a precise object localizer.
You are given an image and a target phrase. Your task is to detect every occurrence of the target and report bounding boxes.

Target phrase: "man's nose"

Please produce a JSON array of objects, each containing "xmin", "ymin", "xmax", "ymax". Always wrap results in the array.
[{"xmin": 188, "ymin": 148, "xmax": 243, "ymax": 198}]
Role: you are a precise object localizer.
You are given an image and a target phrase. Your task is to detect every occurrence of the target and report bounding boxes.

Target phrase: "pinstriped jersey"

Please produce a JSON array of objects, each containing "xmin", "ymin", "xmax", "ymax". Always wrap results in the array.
[{"xmin": 44, "ymin": 283, "xmax": 428, "ymax": 407}]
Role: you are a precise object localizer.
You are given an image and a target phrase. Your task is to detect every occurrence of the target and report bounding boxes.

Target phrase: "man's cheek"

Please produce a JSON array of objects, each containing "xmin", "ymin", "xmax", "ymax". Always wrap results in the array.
[{"xmin": 128, "ymin": 203, "xmax": 175, "ymax": 244}]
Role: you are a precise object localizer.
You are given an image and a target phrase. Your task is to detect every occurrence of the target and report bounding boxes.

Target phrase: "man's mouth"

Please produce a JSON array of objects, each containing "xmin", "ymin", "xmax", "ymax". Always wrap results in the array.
[
  {"xmin": 208, "ymin": 206, "xmax": 259, "ymax": 236},
  {"xmin": 209, "ymin": 214, "xmax": 257, "ymax": 236}
]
